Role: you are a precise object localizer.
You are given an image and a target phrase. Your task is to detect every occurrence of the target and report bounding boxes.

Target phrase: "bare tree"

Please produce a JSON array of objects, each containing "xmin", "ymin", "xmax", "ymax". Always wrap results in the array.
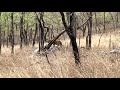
[
  {"xmin": 88, "ymin": 12, "xmax": 92, "ymax": 48},
  {"xmin": 60, "ymin": 12, "xmax": 80, "ymax": 65},
  {"xmin": 35, "ymin": 12, "xmax": 45, "ymax": 52},
  {"xmin": 86, "ymin": 12, "xmax": 92, "ymax": 49},
  {"xmin": 66, "ymin": 12, "xmax": 77, "ymax": 46}
]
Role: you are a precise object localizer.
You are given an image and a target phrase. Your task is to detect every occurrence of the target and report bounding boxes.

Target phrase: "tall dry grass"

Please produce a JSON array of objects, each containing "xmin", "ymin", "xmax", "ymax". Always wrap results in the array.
[{"xmin": 0, "ymin": 31, "xmax": 120, "ymax": 78}]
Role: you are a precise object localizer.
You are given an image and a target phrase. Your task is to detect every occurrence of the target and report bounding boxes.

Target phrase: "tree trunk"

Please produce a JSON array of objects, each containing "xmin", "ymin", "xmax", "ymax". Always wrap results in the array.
[
  {"xmin": 6, "ymin": 16, "xmax": 9, "ymax": 47},
  {"xmin": 67, "ymin": 12, "xmax": 77, "ymax": 46},
  {"xmin": 116, "ymin": 12, "xmax": 119, "ymax": 28},
  {"xmin": 20, "ymin": 12, "xmax": 24, "ymax": 49},
  {"xmin": 39, "ymin": 14, "xmax": 44, "ymax": 51},
  {"xmin": 103, "ymin": 12, "xmax": 106, "ymax": 33},
  {"xmin": 88, "ymin": 12, "xmax": 92, "ymax": 48},
  {"xmin": 71, "ymin": 13, "xmax": 77, "ymax": 39},
  {"xmin": 86, "ymin": 35, "xmax": 89, "ymax": 48},
  {"xmin": 51, "ymin": 29, "xmax": 55, "ymax": 40},
  {"xmin": 33, "ymin": 23, "xmax": 38, "ymax": 47},
  {"xmin": 11, "ymin": 12, "xmax": 14, "ymax": 54},
  {"xmin": 60, "ymin": 12, "xmax": 80, "ymax": 65},
  {"xmin": 7, "ymin": 25, "xmax": 9, "ymax": 47},
  {"xmin": 2, "ymin": 31, "xmax": 5, "ymax": 47},
  {"xmin": 109, "ymin": 12, "xmax": 116, "ymax": 31},
  {"xmin": 38, "ymin": 23, "xmax": 41, "ymax": 52},
  {"xmin": 94, "ymin": 12, "xmax": 98, "ymax": 33},
  {"xmin": 29, "ymin": 28, "xmax": 33, "ymax": 44},
  {"xmin": 44, "ymin": 27, "xmax": 49, "ymax": 42},
  {"xmin": 35, "ymin": 12, "xmax": 45, "ymax": 51},
  {"xmin": 24, "ymin": 23, "xmax": 28, "ymax": 46},
  {"xmin": 0, "ymin": 12, "xmax": 1, "ymax": 54}
]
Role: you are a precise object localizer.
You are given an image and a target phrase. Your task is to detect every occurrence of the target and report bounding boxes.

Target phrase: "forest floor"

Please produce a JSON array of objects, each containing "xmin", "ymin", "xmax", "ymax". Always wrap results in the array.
[{"xmin": 0, "ymin": 31, "xmax": 120, "ymax": 78}]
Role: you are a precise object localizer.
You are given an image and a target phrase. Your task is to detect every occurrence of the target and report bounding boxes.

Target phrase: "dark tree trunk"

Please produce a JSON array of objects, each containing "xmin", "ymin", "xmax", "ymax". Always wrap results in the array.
[
  {"xmin": 7, "ymin": 25, "xmax": 9, "ymax": 47},
  {"xmin": 33, "ymin": 23, "xmax": 38, "ymax": 47},
  {"xmin": 6, "ymin": 16, "xmax": 9, "ymax": 48},
  {"xmin": 35, "ymin": 12, "xmax": 45, "ymax": 51},
  {"xmin": 29, "ymin": 28, "xmax": 33, "ymax": 44},
  {"xmin": 86, "ymin": 12, "xmax": 92, "ymax": 49},
  {"xmin": 11, "ymin": 12, "xmax": 14, "ymax": 54},
  {"xmin": 103, "ymin": 12, "xmax": 106, "ymax": 33},
  {"xmin": 35, "ymin": 13, "xmax": 41, "ymax": 52},
  {"xmin": 0, "ymin": 12, "xmax": 1, "ymax": 54},
  {"xmin": 67, "ymin": 12, "xmax": 77, "ymax": 46},
  {"xmin": 88, "ymin": 12, "xmax": 92, "ymax": 48},
  {"xmin": 20, "ymin": 12, "xmax": 24, "ymax": 49},
  {"xmin": 71, "ymin": 13, "xmax": 77, "ymax": 39},
  {"xmin": 9, "ymin": 32, "xmax": 12, "ymax": 45},
  {"xmin": 38, "ymin": 24, "xmax": 41, "ymax": 52},
  {"xmin": 24, "ymin": 23, "xmax": 28, "ymax": 45},
  {"xmin": 60, "ymin": 12, "xmax": 80, "ymax": 65},
  {"xmin": 40, "ymin": 15, "xmax": 44, "ymax": 50},
  {"xmin": 2, "ymin": 31, "xmax": 5, "ymax": 47},
  {"xmin": 24, "ymin": 29, "xmax": 28, "ymax": 45},
  {"xmin": 23, "ymin": 12, "xmax": 26, "ymax": 45}
]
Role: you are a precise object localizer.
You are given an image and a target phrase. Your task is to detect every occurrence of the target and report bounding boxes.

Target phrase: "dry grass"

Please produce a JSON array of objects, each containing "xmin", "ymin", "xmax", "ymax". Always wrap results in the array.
[
  {"xmin": 0, "ymin": 46, "xmax": 82, "ymax": 78},
  {"xmin": 1, "ymin": 31, "xmax": 120, "ymax": 78}
]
